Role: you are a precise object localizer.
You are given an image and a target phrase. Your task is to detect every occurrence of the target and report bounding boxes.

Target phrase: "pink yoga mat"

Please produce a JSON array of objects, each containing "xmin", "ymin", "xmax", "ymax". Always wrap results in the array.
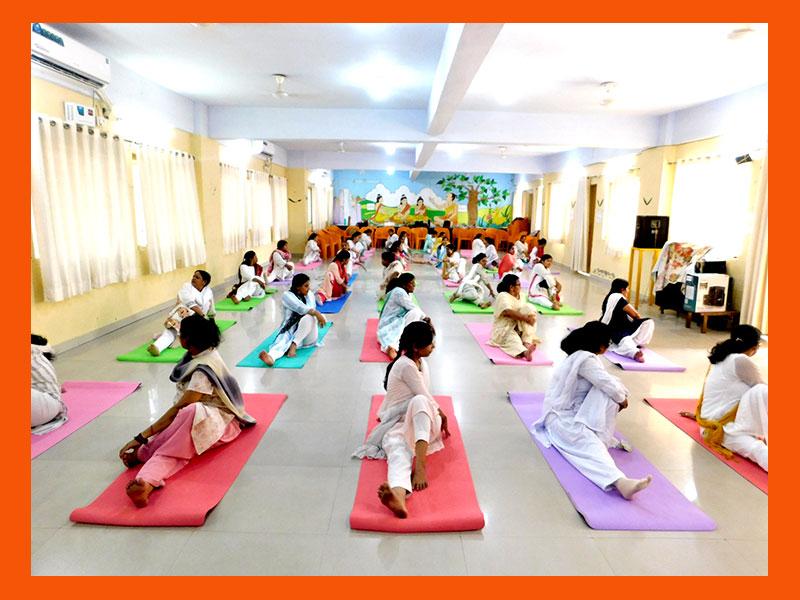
[
  {"xmin": 605, "ymin": 349, "xmax": 686, "ymax": 372},
  {"xmin": 644, "ymin": 398, "xmax": 768, "ymax": 494},
  {"xmin": 70, "ymin": 394, "xmax": 287, "ymax": 527},
  {"xmin": 360, "ymin": 318, "xmax": 391, "ymax": 363},
  {"xmin": 31, "ymin": 381, "xmax": 141, "ymax": 460},
  {"xmin": 294, "ymin": 260, "xmax": 322, "ymax": 271},
  {"xmin": 460, "ymin": 249, "xmax": 473, "ymax": 258},
  {"xmin": 509, "ymin": 392, "xmax": 716, "ymax": 531},
  {"xmin": 443, "ymin": 279, "xmax": 459, "ymax": 288},
  {"xmin": 465, "ymin": 322, "xmax": 553, "ymax": 366},
  {"xmin": 349, "ymin": 395, "xmax": 485, "ymax": 533}
]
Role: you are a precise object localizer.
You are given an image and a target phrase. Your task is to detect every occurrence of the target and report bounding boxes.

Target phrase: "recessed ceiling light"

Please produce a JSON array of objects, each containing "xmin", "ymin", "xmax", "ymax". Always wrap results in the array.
[{"xmin": 272, "ymin": 74, "xmax": 289, "ymax": 99}]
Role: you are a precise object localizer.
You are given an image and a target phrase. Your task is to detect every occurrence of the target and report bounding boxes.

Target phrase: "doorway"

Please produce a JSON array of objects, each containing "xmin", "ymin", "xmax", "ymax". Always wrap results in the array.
[{"xmin": 586, "ymin": 183, "xmax": 597, "ymax": 273}]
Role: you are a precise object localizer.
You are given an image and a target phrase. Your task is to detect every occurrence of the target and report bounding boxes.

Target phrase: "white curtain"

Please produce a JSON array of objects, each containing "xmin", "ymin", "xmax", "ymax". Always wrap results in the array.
[
  {"xmin": 220, "ymin": 163, "xmax": 248, "ymax": 254},
  {"xmin": 670, "ymin": 156, "xmax": 754, "ymax": 258},
  {"xmin": 741, "ymin": 150, "xmax": 768, "ymax": 333},
  {"xmin": 311, "ymin": 181, "xmax": 333, "ymax": 231},
  {"xmin": 533, "ymin": 184, "xmax": 544, "ymax": 231},
  {"xmin": 570, "ymin": 178, "xmax": 588, "ymax": 272},
  {"xmin": 248, "ymin": 170, "xmax": 273, "ymax": 247},
  {"xmin": 512, "ymin": 182, "xmax": 526, "ymax": 219},
  {"xmin": 31, "ymin": 116, "xmax": 138, "ymax": 302},
  {"xmin": 547, "ymin": 182, "xmax": 570, "ymax": 242},
  {"xmin": 601, "ymin": 172, "xmax": 640, "ymax": 256},
  {"xmin": 136, "ymin": 145, "xmax": 207, "ymax": 274},
  {"xmin": 270, "ymin": 175, "xmax": 289, "ymax": 241}
]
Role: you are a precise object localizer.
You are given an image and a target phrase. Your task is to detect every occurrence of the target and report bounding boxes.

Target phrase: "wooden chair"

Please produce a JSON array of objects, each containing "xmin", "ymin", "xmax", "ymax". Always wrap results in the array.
[
  {"xmin": 434, "ymin": 227, "xmax": 451, "ymax": 242},
  {"xmin": 373, "ymin": 226, "xmax": 392, "ymax": 248},
  {"xmin": 316, "ymin": 230, "xmax": 335, "ymax": 260},
  {"xmin": 411, "ymin": 227, "xmax": 428, "ymax": 249},
  {"xmin": 485, "ymin": 229, "xmax": 510, "ymax": 251}
]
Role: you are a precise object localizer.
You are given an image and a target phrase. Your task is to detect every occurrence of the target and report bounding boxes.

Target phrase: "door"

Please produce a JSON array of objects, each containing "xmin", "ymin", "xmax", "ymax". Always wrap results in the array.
[{"xmin": 586, "ymin": 183, "xmax": 597, "ymax": 272}]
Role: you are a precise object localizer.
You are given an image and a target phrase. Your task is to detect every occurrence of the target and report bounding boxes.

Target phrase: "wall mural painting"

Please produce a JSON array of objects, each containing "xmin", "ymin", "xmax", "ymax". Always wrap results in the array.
[{"xmin": 333, "ymin": 170, "xmax": 514, "ymax": 229}]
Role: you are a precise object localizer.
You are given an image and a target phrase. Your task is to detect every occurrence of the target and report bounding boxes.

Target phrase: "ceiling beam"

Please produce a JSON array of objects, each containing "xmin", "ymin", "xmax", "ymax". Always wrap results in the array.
[
  {"xmin": 427, "ymin": 23, "xmax": 504, "ymax": 136},
  {"xmin": 411, "ymin": 142, "xmax": 438, "ymax": 180}
]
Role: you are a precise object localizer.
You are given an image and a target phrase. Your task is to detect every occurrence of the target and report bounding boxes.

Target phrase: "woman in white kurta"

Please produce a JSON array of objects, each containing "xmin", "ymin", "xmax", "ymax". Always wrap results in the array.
[
  {"xmin": 352, "ymin": 320, "xmax": 450, "ymax": 518},
  {"xmin": 266, "ymin": 240, "xmax": 295, "ymax": 283},
  {"xmin": 441, "ymin": 244, "xmax": 466, "ymax": 283},
  {"xmin": 450, "ymin": 253, "xmax": 496, "ymax": 309},
  {"xmin": 303, "ymin": 233, "xmax": 322, "ymax": 265},
  {"xmin": 489, "ymin": 274, "xmax": 540, "ymax": 361},
  {"xmin": 259, "ymin": 274, "xmax": 327, "ymax": 367},
  {"xmin": 532, "ymin": 321, "xmax": 653, "ymax": 499},
  {"xmin": 379, "ymin": 250, "xmax": 405, "ymax": 300},
  {"xmin": 31, "ymin": 335, "xmax": 68, "ymax": 434},
  {"xmin": 386, "ymin": 229, "xmax": 399, "ymax": 249},
  {"xmin": 377, "ymin": 273, "xmax": 429, "ymax": 359},
  {"xmin": 232, "ymin": 250, "xmax": 267, "ymax": 303},
  {"xmin": 514, "ymin": 234, "xmax": 530, "ymax": 263},
  {"xmin": 529, "ymin": 254, "xmax": 562, "ymax": 310},
  {"xmin": 148, "ymin": 270, "xmax": 216, "ymax": 356},
  {"xmin": 691, "ymin": 325, "xmax": 768, "ymax": 471},
  {"xmin": 600, "ymin": 278, "xmax": 654, "ymax": 362}
]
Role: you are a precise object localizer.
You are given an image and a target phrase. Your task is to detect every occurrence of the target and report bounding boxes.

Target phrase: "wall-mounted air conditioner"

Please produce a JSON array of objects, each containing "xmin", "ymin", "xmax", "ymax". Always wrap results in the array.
[{"xmin": 31, "ymin": 23, "xmax": 111, "ymax": 88}]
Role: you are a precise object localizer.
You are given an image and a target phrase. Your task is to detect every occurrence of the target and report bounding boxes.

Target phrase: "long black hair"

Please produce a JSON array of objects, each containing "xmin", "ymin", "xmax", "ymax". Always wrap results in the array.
[
  {"xmin": 238, "ymin": 252, "xmax": 256, "ymax": 284},
  {"xmin": 386, "ymin": 272, "xmax": 415, "ymax": 295},
  {"xmin": 602, "ymin": 278, "xmax": 629, "ymax": 313},
  {"xmin": 497, "ymin": 273, "xmax": 520, "ymax": 294},
  {"xmin": 472, "ymin": 253, "xmax": 487, "ymax": 265},
  {"xmin": 560, "ymin": 321, "xmax": 612, "ymax": 356},
  {"xmin": 334, "ymin": 249, "xmax": 350, "ymax": 263},
  {"xmin": 307, "ymin": 232, "xmax": 317, "ymax": 241},
  {"xmin": 31, "ymin": 334, "xmax": 54, "ymax": 361},
  {"xmin": 708, "ymin": 324, "xmax": 762, "ymax": 364},
  {"xmin": 280, "ymin": 273, "xmax": 313, "ymax": 334},
  {"xmin": 383, "ymin": 320, "xmax": 436, "ymax": 390},
  {"xmin": 179, "ymin": 313, "xmax": 221, "ymax": 352}
]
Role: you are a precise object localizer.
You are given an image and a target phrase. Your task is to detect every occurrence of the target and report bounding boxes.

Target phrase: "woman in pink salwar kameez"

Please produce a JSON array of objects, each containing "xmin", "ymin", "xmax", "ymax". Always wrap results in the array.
[{"xmin": 118, "ymin": 314, "xmax": 256, "ymax": 507}]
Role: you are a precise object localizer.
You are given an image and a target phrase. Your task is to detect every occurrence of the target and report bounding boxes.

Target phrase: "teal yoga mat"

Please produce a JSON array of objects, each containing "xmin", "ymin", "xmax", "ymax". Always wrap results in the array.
[
  {"xmin": 237, "ymin": 322, "xmax": 333, "ymax": 369},
  {"xmin": 116, "ymin": 320, "xmax": 237, "ymax": 363}
]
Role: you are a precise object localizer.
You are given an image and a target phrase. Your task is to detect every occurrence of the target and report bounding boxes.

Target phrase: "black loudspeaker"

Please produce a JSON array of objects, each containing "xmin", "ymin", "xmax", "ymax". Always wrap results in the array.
[{"xmin": 633, "ymin": 216, "xmax": 670, "ymax": 248}]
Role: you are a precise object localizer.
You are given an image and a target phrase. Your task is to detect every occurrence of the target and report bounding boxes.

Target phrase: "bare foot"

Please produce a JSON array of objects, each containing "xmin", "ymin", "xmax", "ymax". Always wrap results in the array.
[
  {"xmin": 523, "ymin": 343, "xmax": 537, "ymax": 362},
  {"xmin": 230, "ymin": 296, "xmax": 240, "ymax": 305},
  {"xmin": 126, "ymin": 479, "xmax": 154, "ymax": 508},
  {"xmin": 377, "ymin": 482, "xmax": 408, "ymax": 518},
  {"xmin": 286, "ymin": 342, "xmax": 298, "ymax": 358},
  {"xmin": 121, "ymin": 449, "xmax": 142, "ymax": 468},
  {"xmin": 633, "ymin": 350, "xmax": 645, "ymax": 363},
  {"xmin": 386, "ymin": 347, "xmax": 398, "ymax": 360},
  {"xmin": 611, "ymin": 438, "xmax": 633, "ymax": 453},
  {"xmin": 449, "ymin": 293, "xmax": 459, "ymax": 303},
  {"xmin": 243, "ymin": 296, "xmax": 252, "ymax": 302},
  {"xmin": 614, "ymin": 475, "xmax": 653, "ymax": 500},
  {"xmin": 552, "ymin": 303, "xmax": 562, "ymax": 311},
  {"xmin": 258, "ymin": 350, "xmax": 275, "ymax": 367},
  {"xmin": 146, "ymin": 344, "xmax": 160, "ymax": 357},
  {"xmin": 679, "ymin": 411, "xmax": 697, "ymax": 420},
  {"xmin": 480, "ymin": 301, "xmax": 492, "ymax": 309}
]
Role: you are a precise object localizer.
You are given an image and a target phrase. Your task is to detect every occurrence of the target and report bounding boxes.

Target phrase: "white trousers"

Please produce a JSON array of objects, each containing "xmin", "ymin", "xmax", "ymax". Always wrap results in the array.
[
  {"xmin": 404, "ymin": 308, "xmax": 426, "ymax": 328},
  {"xmin": 445, "ymin": 259, "xmax": 466, "ymax": 282},
  {"xmin": 612, "ymin": 320, "xmax": 655, "ymax": 357},
  {"xmin": 303, "ymin": 252, "xmax": 320, "ymax": 265},
  {"xmin": 235, "ymin": 280, "xmax": 266, "ymax": 301},
  {"xmin": 31, "ymin": 388, "xmax": 63, "ymax": 428},
  {"xmin": 723, "ymin": 383, "xmax": 768, "ymax": 471},
  {"xmin": 460, "ymin": 283, "xmax": 488, "ymax": 304},
  {"xmin": 152, "ymin": 327, "xmax": 177, "ymax": 353},
  {"xmin": 383, "ymin": 398, "xmax": 432, "ymax": 494},
  {"xmin": 531, "ymin": 295, "xmax": 558, "ymax": 309},
  {"xmin": 267, "ymin": 264, "xmax": 294, "ymax": 283},
  {"xmin": 268, "ymin": 314, "xmax": 319, "ymax": 361}
]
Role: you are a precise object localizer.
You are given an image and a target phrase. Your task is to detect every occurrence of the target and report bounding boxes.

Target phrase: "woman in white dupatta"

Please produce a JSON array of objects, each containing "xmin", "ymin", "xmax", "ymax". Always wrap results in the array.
[
  {"xmin": 303, "ymin": 233, "xmax": 322, "ymax": 265},
  {"xmin": 352, "ymin": 320, "xmax": 450, "ymax": 518},
  {"xmin": 441, "ymin": 244, "xmax": 466, "ymax": 283},
  {"xmin": 148, "ymin": 270, "xmax": 215, "ymax": 357},
  {"xmin": 600, "ymin": 278, "xmax": 654, "ymax": 363},
  {"xmin": 450, "ymin": 253, "xmax": 496, "ymax": 309},
  {"xmin": 531, "ymin": 322, "xmax": 652, "ymax": 500},
  {"xmin": 528, "ymin": 254, "xmax": 562, "ymax": 310},
  {"xmin": 266, "ymin": 240, "xmax": 295, "ymax": 283},
  {"xmin": 230, "ymin": 250, "xmax": 267, "ymax": 304}
]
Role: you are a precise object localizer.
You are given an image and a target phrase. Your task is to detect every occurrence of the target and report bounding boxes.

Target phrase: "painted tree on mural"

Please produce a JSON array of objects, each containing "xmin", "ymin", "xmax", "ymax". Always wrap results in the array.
[{"xmin": 436, "ymin": 174, "xmax": 511, "ymax": 226}]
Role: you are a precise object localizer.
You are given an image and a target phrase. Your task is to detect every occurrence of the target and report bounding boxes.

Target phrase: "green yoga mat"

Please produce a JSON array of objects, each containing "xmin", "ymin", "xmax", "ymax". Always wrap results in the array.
[
  {"xmin": 442, "ymin": 291, "xmax": 494, "ymax": 314},
  {"xmin": 528, "ymin": 299, "xmax": 584, "ymax": 316},
  {"xmin": 215, "ymin": 289, "xmax": 278, "ymax": 312},
  {"xmin": 377, "ymin": 293, "xmax": 420, "ymax": 312},
  {"xmin": 237, "ymin": 322, "xmax": 333, "ymax": 369},
  {"xmin": 116, "ymin": 320, "xmax": 237, "ymax": 363}
]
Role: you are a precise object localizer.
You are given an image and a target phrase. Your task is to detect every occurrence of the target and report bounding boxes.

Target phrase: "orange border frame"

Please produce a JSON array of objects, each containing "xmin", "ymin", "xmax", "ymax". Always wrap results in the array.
[{"xmin": 10, "ymin": 4, "xmax": 780, "ymax": 590}]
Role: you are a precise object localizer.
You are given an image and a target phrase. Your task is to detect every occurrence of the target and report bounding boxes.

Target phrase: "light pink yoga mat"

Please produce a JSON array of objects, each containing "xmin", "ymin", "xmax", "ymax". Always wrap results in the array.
[
  {"xmin": 644, "ymin": 398, "xmax": 768, "ymax": 493},
  {"xmin": 360, "ymin": 318, "xmax": 391, "ymax": 363},
  {"xmin": 349, "ymin": 395, "xmax": 485, "ymax": 533},
  {"xmin": 70, "ymin": 394, "xmax": 286, "ymax": 527},
  {"xmin": 443, "ymin": 279, "xmax": 460, "ymax": 288},
  {"xmin": 509, "ymin": 392, "xmax": 716, "ymax": 531},
  {"xmin": 31, "ymin": 381, "xmax": 141, "ymax": 460},
  {"xmin": 605, "ymin": 349, "xmax": 686, "ymax": 372},
  {"xmin": 465, "ymin": 322, "xmax": 553, "ymax": 366},
  {"xmin": 294, "ymin": 260, "xmax": 322, "ymax": 271}
]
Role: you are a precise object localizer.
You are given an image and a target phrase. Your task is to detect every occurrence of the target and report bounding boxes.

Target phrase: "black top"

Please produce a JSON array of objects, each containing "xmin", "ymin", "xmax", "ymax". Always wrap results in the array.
[{"xmin": 602, "ymin": 294, "xmax": 650, "ymax": 344}]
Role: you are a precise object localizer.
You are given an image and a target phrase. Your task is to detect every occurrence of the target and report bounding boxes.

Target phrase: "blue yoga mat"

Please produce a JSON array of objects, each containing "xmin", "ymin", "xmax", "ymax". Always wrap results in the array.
[
  {"xmin": 237, "ymin": 322, "xmax": 333, "ymax": 369},
  {"xmin": 315, "ymin": 274, "xmax": 357, "ymax": 314}
]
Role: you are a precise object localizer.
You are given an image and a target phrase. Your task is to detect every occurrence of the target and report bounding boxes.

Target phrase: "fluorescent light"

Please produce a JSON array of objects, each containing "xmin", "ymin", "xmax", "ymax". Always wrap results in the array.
[
  {"xmin": 386, "ymin": 167, "xmax": 396, "ymax": 176},
  {"xmin": 379, "ymin": 143, "xmax": 398, "ymax": 156}
]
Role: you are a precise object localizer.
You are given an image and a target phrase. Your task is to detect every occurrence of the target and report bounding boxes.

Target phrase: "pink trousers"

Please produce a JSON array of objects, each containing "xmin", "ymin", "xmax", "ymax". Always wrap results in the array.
[{"xmin": 136, "ymin": 404, "xmax": 241, "ymax": 487}]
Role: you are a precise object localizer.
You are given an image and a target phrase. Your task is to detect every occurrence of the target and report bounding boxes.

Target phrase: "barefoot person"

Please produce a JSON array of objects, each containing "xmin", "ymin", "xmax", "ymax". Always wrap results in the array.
[
  {"xmin": 352, "ymin": 321, "xmax": 450, "ymax": 518},
  {"xmin": 489, "ymin": 274, "xmax": 540, "ymax": 361},
  {"xmin": 441, "ymin": 244, "xmax": 466, "ymax": 283},
  {"xmin": 379, "ymin": 250, "xmax": 404, "ymax": 300},
  {"xmin": 148, "ymin": 270, "xmax": 215, "ymax": 357},
  {"xmin": 600, "ymin": 278, "xmax": 654, "ymax": 363},
  {"xmin": 31, "ymin": 334, "xmax": 68, "ymax": 434},
  {"xmin": 229, "ymin": 250, "xmax": 267, "ymax": 305},
  {"xmin": 450, "ymin": 253, "xmax": 496, "ymax": 309},
  {"xmin": 497, "ymin": 245, "xmax": 524, "ymax": 280},
  {"xmin": 119, "ymin": 314, "xmax": 256, "ymax": 507},
  {"xmin": 266, "ymin": 240, "xmax": 295, "ymax": 283},
  {"xmin": 377, "ymin": 273, "xmax": 429, "ymax": 359},
  {"xmin": 316, "ymin": 250, "xmax": 350, "ymax": 304},
  {"xmin": 303, "ymin": 233, "xmax": 322, "ymax": 265},
  {"xmin": 531, "ymin": 321, "xmax": 653, "ymax": 500},
  {"xmin": 529, "ymin": 254, "xmax": 562, "ymax": 310},
  {"xmin": 259, "ymin": 273, "xmax": 327, "ymax": 367}
]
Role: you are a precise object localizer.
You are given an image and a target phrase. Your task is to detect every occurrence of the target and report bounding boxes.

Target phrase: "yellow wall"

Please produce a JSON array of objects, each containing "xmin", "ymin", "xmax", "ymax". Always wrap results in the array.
[
  {"xmin": 286, "ymin": 168, "xmax": 310, "ymax": 253},
  {"xmin": 31, "ymin": 76, "xmax": 288, "ymax": 346}
]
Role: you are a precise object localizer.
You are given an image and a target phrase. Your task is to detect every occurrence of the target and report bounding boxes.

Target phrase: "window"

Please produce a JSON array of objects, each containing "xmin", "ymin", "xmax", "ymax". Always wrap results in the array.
[{"xmin": 601, "ymin": 172, "xmax": 640, "ymax": 256}]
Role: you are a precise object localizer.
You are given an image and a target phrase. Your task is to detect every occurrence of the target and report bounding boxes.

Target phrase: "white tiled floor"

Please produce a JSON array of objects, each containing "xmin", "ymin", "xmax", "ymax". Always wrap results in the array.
[{"xmin": 31, "ymin": 252, "xmax": 768, "ymax": 575}]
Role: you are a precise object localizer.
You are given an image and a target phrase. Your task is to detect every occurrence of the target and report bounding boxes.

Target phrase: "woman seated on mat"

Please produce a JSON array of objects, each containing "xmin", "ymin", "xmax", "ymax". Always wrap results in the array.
[
  {"xmin": 303, "ymin": 233, "xmax": 322, "ymax": 265},
  {"xmin": 229, "ymin": 250, "xmax": 267, "ymax": 305},
  {"xmin": 267, "ymin": 240, "xmax": 295, "ymax": 283},
  {"xmin": 389, "ymin": 240, "xmax": 409, "ymax": 269},
  {"xmin": 682, "ymin": 325, "xmax": 768, "ymax": 471},
  {"xmin": 352, "ymin": 320, "xmax": 450, "ymax": 519},
  {"xmin": 450, "ymin": 253, "xmax": 496, "ymax": 309},
  {"xmin": 377, "ymin": 273, "xmax": 430, "ymax": 359},
  {"xmin": 498, "ymin": 245, "xmax": 525, "ymax": 280},
  {"xmin": 534, "ymin": 237, "xmax": 547, "ymax": 262},
  {"xmin": 441, "ymin": 244, "xmax": 466, "ymax": 283},
  {"xmin": 379, "ymin": 250, "xmax": 405, "ymax": 300},
  {"xmin": 432, "ymin": 232, "xmax": 449, "ymax": 267},
  {"xmin": 600, "ymin": 278, "xmax": 654, "ymax": 363},
  {"xmin": 421, "ymin": 227, "xmax": 436, "ymax": 256},
  {"xmin": 472, "ymin": 233, "xmax": 499, "ymax": 267},
  {"xmin": 531, "ymin": 321, "xmax": 652, "ymax": 500},
  {"xmin": 259, "ymin": 273, "xmax": 327, "ymax": 367},
  {"xmin": 148, "ymin": 270, "xmax": 215, "ymax": 357},
  {"xmin": 398, "ymin": 231, "xmax": 411, "ymax": 260},
  {"xmin": 514, "ymin": 233, "xmax": 530, "ymax": 263},
  {"xmin": 120, "ymin": 314, "xmax": 256, "ymax": 508},
  {"xmin": 529, "ymin": 254, "xmax": 562, "ymax": 311},
  {"xmin": 489, "ymin": 274, "xmax": 540, "ymax": 361},
  {"xmin": 316, "ymin": 250, "xmax": 351, "ymax": 304},
  {"xmin": 31, "ymin": 334, "xmax": 68, "ymax": 434},
  {"xmin": 361, "ymin": 228, "xmax": 373, "ymax": 250},
  {"xmin": 386, "ymin": 227, "xmax": 399, "ymax": 249}
]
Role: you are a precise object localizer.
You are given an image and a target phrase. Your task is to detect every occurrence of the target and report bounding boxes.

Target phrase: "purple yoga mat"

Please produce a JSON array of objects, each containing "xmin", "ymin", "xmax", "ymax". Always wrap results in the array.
[
  {"xmin": 605, "ymin": 349, "xmax": 685, "ymax": 372},
  {"xmin": 508, "ymin": 391, "xmax": 716, "ymax": 531}
]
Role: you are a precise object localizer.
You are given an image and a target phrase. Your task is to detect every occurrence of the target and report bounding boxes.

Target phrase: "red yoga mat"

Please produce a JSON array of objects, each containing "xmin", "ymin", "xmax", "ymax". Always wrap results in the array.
[
  {"xmin": 360, "ymin": 318, "xmax": 391, "ymax": 363},
  {"xmin": 644, "ymin": 398, "xmax": 768, "ymax": 493},
  {"xmin": 70, "ymin": 393, "xmax": 287, "ymax": 526},
  {"xmin": 349, "ymin": 395, "xmax": 485, "ymax": 533}
]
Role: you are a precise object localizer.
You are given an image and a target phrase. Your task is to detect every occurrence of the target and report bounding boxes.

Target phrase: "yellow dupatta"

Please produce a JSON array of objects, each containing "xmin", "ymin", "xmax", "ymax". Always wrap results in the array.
[{"xmin": 694, "ymin": 366, "xmax": 738, "ymax": 459}]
